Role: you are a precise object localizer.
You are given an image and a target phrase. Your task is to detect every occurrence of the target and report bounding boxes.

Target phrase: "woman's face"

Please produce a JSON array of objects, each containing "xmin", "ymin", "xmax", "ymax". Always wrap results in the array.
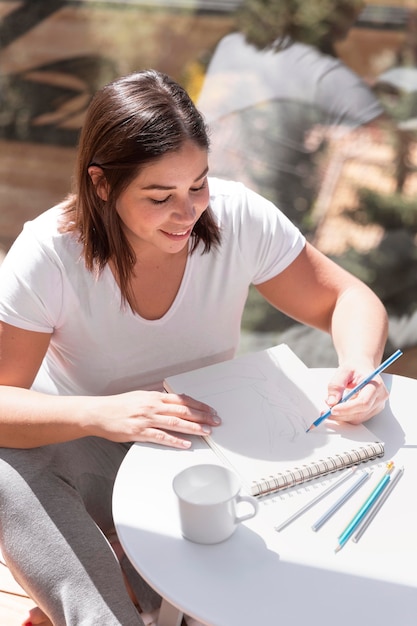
[{"xmin": 114, "ymin": 140, "xmax": 209, "ymax": 258}]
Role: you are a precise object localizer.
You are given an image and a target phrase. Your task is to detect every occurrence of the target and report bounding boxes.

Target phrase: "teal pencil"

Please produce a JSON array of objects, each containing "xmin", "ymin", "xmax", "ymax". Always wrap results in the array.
[
  {"xmin": 335, "ymin": 461, "xmax": 394, "ymax": 552},
  {"xmin": 352, "ymin": 466, "xmax": 404, "ymax": 543}
]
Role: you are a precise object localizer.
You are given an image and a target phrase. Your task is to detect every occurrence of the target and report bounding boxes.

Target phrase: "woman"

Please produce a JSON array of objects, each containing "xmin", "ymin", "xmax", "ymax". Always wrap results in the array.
[{"xmin": 0, "ymin": 70, "xmax": 388, "ymax": 626}]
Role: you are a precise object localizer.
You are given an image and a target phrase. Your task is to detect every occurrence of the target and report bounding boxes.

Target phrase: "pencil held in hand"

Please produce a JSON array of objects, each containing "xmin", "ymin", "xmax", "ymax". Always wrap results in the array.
[{"xmin": 306, "ymin": 349, "xmax": 403, "ymax": 432}]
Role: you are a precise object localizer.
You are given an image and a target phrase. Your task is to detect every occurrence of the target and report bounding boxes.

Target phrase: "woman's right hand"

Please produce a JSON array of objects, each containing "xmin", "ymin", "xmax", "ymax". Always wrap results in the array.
[
  {"xmin": 0, "ymin": 322, "xmax": 220, "ymax": 449},
  {"xmin": 83, "ymin": 390, "xmax": 221, "ymax": 449}
]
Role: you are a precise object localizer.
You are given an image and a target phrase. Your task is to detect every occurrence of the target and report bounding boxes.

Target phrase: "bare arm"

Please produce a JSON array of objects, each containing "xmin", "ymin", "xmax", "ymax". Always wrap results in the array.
[
  {"xmin": 256, "ymin": 243, "xmax": 389, "ymax": 423},
  {"xmin": 0, "ymin": 322, "xmax": 220, "ymax": 449}
]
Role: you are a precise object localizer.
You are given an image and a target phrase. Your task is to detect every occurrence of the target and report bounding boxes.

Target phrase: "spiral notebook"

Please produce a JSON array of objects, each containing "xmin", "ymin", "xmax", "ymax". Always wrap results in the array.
[{"xmin": 163, "ymin": 344, "xmax": 384, "ymax": 497}]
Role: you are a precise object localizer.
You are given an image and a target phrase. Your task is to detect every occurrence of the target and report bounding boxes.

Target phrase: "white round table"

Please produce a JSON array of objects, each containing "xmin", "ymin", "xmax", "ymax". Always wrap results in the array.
[{"xmin": 113, "ymin": 371, "xmax": 417, "ymax": 626}]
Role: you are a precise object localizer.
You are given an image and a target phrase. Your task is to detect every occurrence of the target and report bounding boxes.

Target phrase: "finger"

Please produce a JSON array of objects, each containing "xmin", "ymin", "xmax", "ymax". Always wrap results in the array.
[
  {"xmin": 155, "ymin": 411, "xmax": 215, "ymax": 436},
  {"xmin": 326, "ymin": 367, "xmax": 380, "ymax": 407},
  {"xmin": 330, "ymin": 381, "xmax": 387, "ymax": 423},
  {"xmin": 163, "ymin": 392, "xmax": 217, "ymax": 413},
  {"xmin": 332, "ymin": 379, "xmax": 380, "ymax": 411},
  {"xmin": 134, "ymin": 428, "xmax": 193, "ymax": 450},
  {"xmin": 161, "ymin": 393, "xmax": 221, "ymax": 425}
]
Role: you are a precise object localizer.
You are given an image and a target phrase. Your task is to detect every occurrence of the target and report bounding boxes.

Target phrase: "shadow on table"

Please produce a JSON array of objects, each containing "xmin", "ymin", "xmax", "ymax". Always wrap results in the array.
[{"xmin": 118, "ymin": 521, "xmax": 416, "ymax": 626}]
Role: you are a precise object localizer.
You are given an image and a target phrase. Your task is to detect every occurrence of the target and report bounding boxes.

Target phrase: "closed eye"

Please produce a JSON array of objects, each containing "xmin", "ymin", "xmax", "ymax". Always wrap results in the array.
[
  {"xmin": 150, "ymin": 195, "xmax": 171, "ymax": 205},
  {"xmin": 150, "ymin": 179, "xmax": 207, "ymax": 205},
  {"xmin": 190, "ymin": 179, "xmax": 208, "ymax": 193}
]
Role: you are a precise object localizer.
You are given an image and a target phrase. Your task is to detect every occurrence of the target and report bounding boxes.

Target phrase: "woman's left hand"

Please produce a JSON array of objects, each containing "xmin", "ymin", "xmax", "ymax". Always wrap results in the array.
[{"xmin": 324, "ymin": 362, "xmax": 389, "ymax": 424}]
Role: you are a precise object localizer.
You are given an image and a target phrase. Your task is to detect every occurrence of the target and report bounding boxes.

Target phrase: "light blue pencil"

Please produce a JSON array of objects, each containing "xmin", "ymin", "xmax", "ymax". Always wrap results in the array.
[
  {"xmin": 274, "ymin": 467, "xmax": 357, "ymax": 532},
  {"xmin": 311, "ymin": 470, "xmax": 371, "ymax": 532}
]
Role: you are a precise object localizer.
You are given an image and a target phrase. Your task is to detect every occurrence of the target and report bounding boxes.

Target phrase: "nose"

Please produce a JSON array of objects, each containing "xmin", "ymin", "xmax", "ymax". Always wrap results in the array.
[{"xmin": 173, "ymin": 196, "xmax": 196, "ymax": 222}]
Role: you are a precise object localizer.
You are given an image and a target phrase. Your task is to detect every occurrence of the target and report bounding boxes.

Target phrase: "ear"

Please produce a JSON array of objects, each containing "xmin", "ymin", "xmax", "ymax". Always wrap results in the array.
[{"xmin": 88, "ymin": 165, "xmax": 109, "ymax": 201}]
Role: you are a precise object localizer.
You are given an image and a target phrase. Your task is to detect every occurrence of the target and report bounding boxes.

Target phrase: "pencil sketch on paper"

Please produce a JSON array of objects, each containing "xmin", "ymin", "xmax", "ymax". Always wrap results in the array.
[
  {"xmin": 164, "ymin": 344, "xmax": 384, "ymax": 496},
  {"xmin": 191, "ymin": 358, "xmax": 320, "ymax": 460},
  {"xmin": 164, "ymin": 344, "xmax": 326, "ymax": 462}
]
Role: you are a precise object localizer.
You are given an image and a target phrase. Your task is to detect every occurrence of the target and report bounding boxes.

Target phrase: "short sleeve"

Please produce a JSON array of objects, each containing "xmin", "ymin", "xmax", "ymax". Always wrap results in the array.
[
  {"xmin": 316, "ymin": 60, "xmax": 384, "ymax": 127},
  {"xmin": 0, "ymin": 222, "xmax": 64, "ymax": 332},
  {"xmin": 210, "ymin": 179, "xmax": 306, "ymax": 285}
]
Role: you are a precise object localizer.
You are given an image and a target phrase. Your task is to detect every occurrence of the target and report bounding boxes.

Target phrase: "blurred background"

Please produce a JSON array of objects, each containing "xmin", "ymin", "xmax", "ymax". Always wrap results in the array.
[{"xmin": 1, "ymin": 0, "xmax": 416, "ymax": 375}]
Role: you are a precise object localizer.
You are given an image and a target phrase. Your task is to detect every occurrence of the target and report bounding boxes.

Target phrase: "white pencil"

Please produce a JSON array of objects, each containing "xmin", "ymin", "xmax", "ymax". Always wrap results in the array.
[
  {"xmin": 274, "ymin": 467, "xmax": 357, "ymax": 532},
  {"xmin": 352, "ymin": 466, "xmax": 404, "ymax": 543}
]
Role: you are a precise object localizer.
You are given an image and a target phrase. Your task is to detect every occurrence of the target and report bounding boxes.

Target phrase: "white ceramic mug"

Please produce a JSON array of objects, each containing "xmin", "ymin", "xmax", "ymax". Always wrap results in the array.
[{"xmin": 172, "ymin": 463, "xmax": 259, "ymax": 544}]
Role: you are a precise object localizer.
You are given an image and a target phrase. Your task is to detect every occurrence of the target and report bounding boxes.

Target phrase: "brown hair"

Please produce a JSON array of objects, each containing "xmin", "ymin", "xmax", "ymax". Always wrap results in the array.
[{"xmin": 61, "ymin": 69, "xmax": 221, "ymax": 308}]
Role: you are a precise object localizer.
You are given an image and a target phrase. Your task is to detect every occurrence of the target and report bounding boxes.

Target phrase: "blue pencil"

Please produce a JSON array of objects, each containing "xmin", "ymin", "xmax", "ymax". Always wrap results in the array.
[
  {"xmin": 311, "ymin": 470, "xmax": 370, "ymax": 532},
  {"xmin": 274, "ymin": 467, "xmax": 357, "ymax": 532},
  {"xmin": 306, "ymin": 349, "xmax": 403, "ymax": 432},
  {"xmin": 335, "ymin": 461, "xmax": 394, "ymax": 552}
]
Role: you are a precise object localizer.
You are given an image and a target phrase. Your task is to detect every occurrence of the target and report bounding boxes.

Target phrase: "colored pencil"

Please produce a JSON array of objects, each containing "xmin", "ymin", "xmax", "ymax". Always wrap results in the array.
[
  {"xmin": 274, "ymin": 467, "xmax": 357, "ymax": 532},
  {"xmin": 306, "ymin": 350, "xmax": 403, "ymax": 432},
  {"xmin": 311, "ymin": 470, "xmax": 370, "ymax": 532},
  {"xmin": 352, "ymin": 466, "xmax": 404, "ymax": 543},
  {"xmin": 335, "ymin": 461, "xmax": 394, "ymax": 552}
]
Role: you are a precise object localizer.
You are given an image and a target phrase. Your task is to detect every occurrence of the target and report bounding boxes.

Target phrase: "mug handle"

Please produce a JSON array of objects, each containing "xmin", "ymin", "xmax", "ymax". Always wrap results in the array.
[{"xmin": 235, "ymin": 493, "xmax": 259, "ymax": 523}]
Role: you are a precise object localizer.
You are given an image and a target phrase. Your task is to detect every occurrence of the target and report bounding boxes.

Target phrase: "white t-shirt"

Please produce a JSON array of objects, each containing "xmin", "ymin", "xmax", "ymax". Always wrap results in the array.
[
  {"xmin": 198, "ymin": 34, "xmax": 383, "ymax": 127},
  {"xmin": 0, "ymin": 178, "xmax": 305, "ymax": 395}
]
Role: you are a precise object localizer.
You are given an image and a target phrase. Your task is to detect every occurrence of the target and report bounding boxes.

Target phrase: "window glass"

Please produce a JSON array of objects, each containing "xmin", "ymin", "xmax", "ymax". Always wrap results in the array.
[{"xmin": 1, "ymin": 1, "xmax": 416, "ymax": 367}]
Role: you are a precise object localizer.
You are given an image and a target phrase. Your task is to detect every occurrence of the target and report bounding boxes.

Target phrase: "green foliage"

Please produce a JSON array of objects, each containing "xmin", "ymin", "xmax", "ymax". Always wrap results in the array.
[
  {"xmin": 330, "ymin": 229, "xmax": 417, "ymax": 317},
  {"xmin": 241, "ymin": 285, "xmax": 296, "ymax": 333},
  {"xmin": 236, "ymin": 0, "xmax": 364, "ymax": 52},
  {"xmin": 346, "ymin": 187, "xmax": 417, "ymax": 233},
  {"xmin": 335, "ymin": 187, "xmax": 417, "ymax": 317}
]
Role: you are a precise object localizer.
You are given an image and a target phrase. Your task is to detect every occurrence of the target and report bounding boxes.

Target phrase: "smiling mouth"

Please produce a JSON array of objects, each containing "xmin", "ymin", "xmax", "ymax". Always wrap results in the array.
[{"xmin": 163, "ymin": 227, "xmax": 192, "ymax": 237}]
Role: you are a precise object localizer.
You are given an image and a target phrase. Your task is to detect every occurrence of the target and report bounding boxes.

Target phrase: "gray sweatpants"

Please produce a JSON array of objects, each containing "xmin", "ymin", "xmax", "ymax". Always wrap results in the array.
[{"xmin": 0, "ymin": 437, "xmax": 161, "ymax": 625}]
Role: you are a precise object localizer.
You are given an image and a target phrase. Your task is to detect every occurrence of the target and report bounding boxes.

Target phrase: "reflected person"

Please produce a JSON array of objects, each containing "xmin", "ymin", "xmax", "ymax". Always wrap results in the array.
[{"xmin": 198, "ymin": 0, "xmax": 387, "ymax": 227}]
